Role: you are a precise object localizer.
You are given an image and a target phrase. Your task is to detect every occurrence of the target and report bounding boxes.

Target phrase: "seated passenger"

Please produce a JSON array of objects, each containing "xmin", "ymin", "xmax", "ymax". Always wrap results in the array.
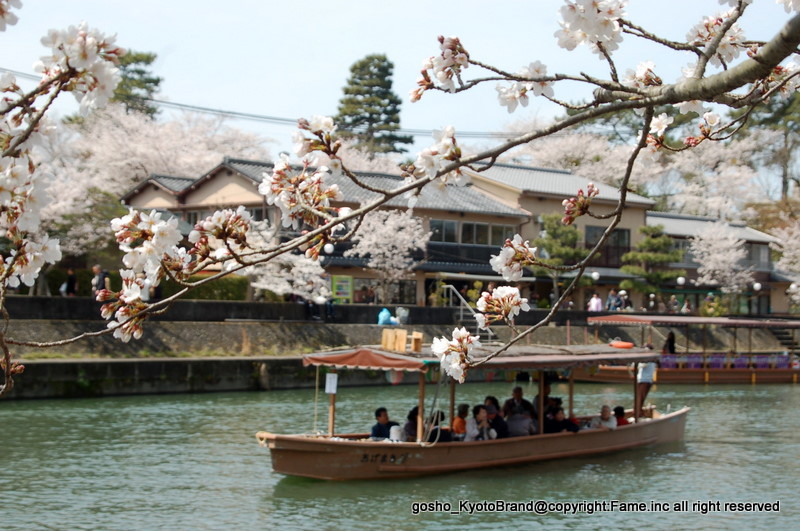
[
  {"xmin": 426, "ymin": 410, "xmax": 452, "ymax": 443},
  {"xmin": 484, "ymin": 395, "xmax": 501, "ymax": 412},
  {"xmin": 507, "ymin": 413, "xmax": 536, "ymax": 437},
  {"xmin": 451, "ymin": 403, "xmax": 470, "ymax": 441},
  {"xmin": 403, "ymin": 406, "xmax": 419, "ymax": 442},
  {"xmin": 613, "ymin": 406, "xmax": 631, "ymax": 426},
  {"xmin": 370, "ymin": 407, "xmax": 399, "ymax": 440},
  {"xmin": 486, "ymin": 404, "xmax": 509, "ymax": 439},
  {"xmin": 588, "ymin": 405, "xmax": 617, "ymax": 431},
  {"xmin": 464, "ymin": 405, "xmax": 497, "ymax": 442},
  {"xmin": 502, "ymin": 386, "xmax": 535, "ymax": 419},
  {"xmin": 543, "ymin": 407, "xmax": 579, "ymax": 434},
  {"xmin": 532, "ymin": 383, "xmax": 551, "ymax": 418}
]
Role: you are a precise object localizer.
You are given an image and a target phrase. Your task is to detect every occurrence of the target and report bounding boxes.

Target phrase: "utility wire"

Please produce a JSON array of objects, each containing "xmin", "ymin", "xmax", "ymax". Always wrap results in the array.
[{"xmin": 1, "ymin": 66, "xmax": 517, "ymax": 139}]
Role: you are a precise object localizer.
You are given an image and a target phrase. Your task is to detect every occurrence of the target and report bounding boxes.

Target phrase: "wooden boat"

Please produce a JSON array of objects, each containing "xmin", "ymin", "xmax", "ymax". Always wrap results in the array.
[
  {"xmin": 256, "ymin": 345, "xmax": 690, "ymax": 480},
  {"xmin": 577, "ymin": 314, "xmax": 800, "ymax": 384}
]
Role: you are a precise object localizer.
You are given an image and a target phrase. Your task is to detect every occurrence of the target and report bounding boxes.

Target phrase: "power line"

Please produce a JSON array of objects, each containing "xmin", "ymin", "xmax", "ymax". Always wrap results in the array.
[{"xmin": 0, "ymin": 66, "xmax": 516, "ymax": 139}]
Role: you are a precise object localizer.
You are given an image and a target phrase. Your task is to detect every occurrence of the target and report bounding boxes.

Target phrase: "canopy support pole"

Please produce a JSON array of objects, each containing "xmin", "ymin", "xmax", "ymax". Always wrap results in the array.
[
  {"xmin": 568, "ymin": 371, "xmax": 574, "ymax": 419},
  {"xmin": 416, "ymin": 372, "xmax": 425, "ymax": 443},
  {"xmin": 537, "ymin": 370, "xmax": 545, "ymax": 436},
  {"xmin": 327, "ymin": 370, "xmax": 336, "ymax": 436},
  {"xmin": 449, "ymin": 377, "xmax": 456, "ymax": 429},
  {"xmin": 633, "ymin": 363, "xmax": 640, "ymax": 421}
]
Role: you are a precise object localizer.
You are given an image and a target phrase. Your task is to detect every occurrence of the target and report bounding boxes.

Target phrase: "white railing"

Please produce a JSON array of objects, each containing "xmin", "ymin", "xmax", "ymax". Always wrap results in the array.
[{"xmin": 440, "ymin": 284, "xmax": 497, "ymax": 340}]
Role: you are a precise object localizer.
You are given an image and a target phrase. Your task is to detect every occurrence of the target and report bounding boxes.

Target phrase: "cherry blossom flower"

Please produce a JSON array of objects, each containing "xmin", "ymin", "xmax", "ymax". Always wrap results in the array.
[
  {"xmin": 555, "ymin": 0, "xmax": 626, "ymax": 57},
  {"xmin": 412, "ymin": 35, "xmax": 469, "ymax": 100},
  {"xmin": 0, "ymin": 0, "xmax": 21, "ymax": 32},
  {"xmin": 258, "ymin": 153, "xmax": 341, "ymax": 230},
  {"xmin": 475, "ymin": 286, "xmax": 531, "ymax": 329},
  {"xmin": 686, "ymin": 10, "xmax": 746, "ymax": 68},
  {"xmin": 431, "ymin": 327, "xmax": 481, "ymax": 382},
  {"xmin": 649, "ymin": 113, "xmax": 674, "ymax": 137},
  {"xmin": 675, "ymin": 100, "xmax": 708, "ymax": 116},
  {"xmin": 489, "ymin": 234, "xmax": 538, "ymax": 281}
]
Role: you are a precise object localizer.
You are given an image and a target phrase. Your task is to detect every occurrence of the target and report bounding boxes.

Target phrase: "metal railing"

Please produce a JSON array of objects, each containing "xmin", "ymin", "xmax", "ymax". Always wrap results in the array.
[{"xmin": 440, "ymin": 284, "xmax": 497, "ymax": 340}]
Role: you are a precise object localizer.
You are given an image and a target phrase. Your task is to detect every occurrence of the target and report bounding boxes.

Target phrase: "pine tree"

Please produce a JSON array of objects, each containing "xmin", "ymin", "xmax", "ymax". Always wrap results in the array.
[
  {"xmin": 112, "ymin": 50, "xmax": 163, "ymax": 117},
  {"xmin": 335, "ymin": 54, "xmax": 413, "ymax": 154},
  {"xmin": 619, "ymin": 225, "xmax": 684, "ymax": 295},
  {"xmin": 531, "ymin": 213, "xmax": 589, "ymax": 302}
]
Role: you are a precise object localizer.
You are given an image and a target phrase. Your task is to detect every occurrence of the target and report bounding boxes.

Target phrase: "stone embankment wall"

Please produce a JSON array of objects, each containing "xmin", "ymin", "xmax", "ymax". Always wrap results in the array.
[{"xmin": 4, "ymin": 315, "xmax": 789, "ymax": 399}]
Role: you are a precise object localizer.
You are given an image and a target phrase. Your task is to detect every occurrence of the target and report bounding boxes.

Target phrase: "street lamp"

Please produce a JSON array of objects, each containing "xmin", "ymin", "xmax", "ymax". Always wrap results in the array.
[
  {"xmin": 590, "ymin": 271, "xmax": 600, "ymax": 282},
  {"xmin": 323, "ymin": 243, "xmax": 335, "ymax": 254},
  {"xmin": 753, "ymin": 282, "xmax": 762, "ymax": 292},
  {"xmin": 677, "ymin": 276, "xmax": 685, "ymax": 286}
]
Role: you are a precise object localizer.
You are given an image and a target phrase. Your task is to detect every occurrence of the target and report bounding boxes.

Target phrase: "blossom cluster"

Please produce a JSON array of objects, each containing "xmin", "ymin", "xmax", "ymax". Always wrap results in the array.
[
  {"xmin": 561, "ymin": 182, "xmax": 599, "ymax": 225},
  {"xmin": 489, "ymin": 235, "xmax": 538, "ymax": 282},
  {"xmin": 401, "ymin": 126, "xmax": 466, "ymax": 204},
  {"xmin": 188, "ymin": 206, "xmax": 252, "ymax": 263},
  {"xmin": 104, "ymin": 209, "xmax": 188, "ymax": 341},
  {"xmin": 258, "ymin": 153, "xmax": 341, "ymax": 231},
  {"xmin": 622, "ymin": 61, "xmax": 662, "ymax": 89},
  {"xmin": 555, "ymin": 0, "xmax": 626, "ymax": 56},
  {"xmin": 686, "ymin": 10, "xmax": 745, "ymax": 67},
  {"xmin": 431, "ymin": 327, "xmax": 481, "ymax": 383},
  {"xmin": 474, "ymin": 286, "xmax": 531, "ymax": 330},
  {"xmin": 496, "ymin": 61, "xmax": 554, "ymax": 113},
  {"xmin": 411, "ymin": 35, "xmax": 469, "ymax": 101},
  {"xmin": 35, "ymin": 22, "xmax": 125, "ymax": 116},
  {"xmin": 0, "ymin": 0, "xmax": 21, "ymax": 32}
]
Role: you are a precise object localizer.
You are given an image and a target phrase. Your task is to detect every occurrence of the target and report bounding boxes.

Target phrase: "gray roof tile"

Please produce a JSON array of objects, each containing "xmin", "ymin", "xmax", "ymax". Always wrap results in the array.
[
  {"xmin": 224, "ymin": 158, "xmax": 528, "ymax": 218},
  {"xmin": 646, "ymin": 211, "xmax": 777, "ymax": 243},
  {"xmin": 468, "ymin": 162, "xmax": 655, "ymax": 206}
]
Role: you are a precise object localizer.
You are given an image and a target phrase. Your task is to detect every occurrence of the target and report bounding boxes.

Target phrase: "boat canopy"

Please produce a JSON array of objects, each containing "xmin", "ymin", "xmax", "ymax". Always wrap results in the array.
[
  {"xmin": 302, "ymin": 348, "xmax": 432, "ymax": 372},
  {"xmin": 302, "ymin": 345, "xmax": 658, "ymax": 372},
  {"xmin": 587, "ymin": 315, "xmax": 800, "ymax": 328}
]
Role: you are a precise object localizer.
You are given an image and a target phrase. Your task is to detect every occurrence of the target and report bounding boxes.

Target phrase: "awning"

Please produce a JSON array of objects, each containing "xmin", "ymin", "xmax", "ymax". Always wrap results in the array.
[
  {"xmin": 302, "ymin": 344, "xmax": 659, "ymax": 372},
  {"xmin": 302, "ymin": 348, "xmax": 431, "ymax": 372},
  {"xmin": 587, "ymin": 314, "xmax": 800, "ymax": 328},
  {"xmin": 449, "ymin": 344, "xmax": 659, "ymax": 369}
]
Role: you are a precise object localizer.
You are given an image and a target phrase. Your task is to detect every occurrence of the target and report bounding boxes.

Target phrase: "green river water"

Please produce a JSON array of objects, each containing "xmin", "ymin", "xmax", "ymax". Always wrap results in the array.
[{"xmin": 1, "ymin": 381, "xmax": 797, "ymax": 530}]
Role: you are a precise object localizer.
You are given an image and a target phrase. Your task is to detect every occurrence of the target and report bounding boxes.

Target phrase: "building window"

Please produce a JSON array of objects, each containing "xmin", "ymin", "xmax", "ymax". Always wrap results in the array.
[
  {"xmin": 586, "ymin": 226, "xmax": 630, "ymax": 248},
  {"xmin": 491, "ymin": 224, "xmax": 516, "ymax": 246},
  {"xmin": 461, "ymin": 222, "xmax": 489, "ymax": 245},
  {"xmin": 247, "ymin": 206, "xmax": 267, "ymax": 222},
  {"xmin": 430, "ymin": 219, "xmax": 458, "ymax": 242}
]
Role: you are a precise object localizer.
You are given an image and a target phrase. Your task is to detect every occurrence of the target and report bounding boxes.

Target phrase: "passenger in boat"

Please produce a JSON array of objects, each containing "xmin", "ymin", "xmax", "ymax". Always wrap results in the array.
[
  {"xmin": 464, "ymin": 405, "xmax": 497, "ymax": 442},
  {"xmin": 370, "ymin": 407, "xmax": 399, "ymax": 440},
  {"xmin": 485, "ymin": 404, "xmax": 509, "ymax": 439},
  {"xmin": 451, "ymin": 403, "xmax": 470, "ymax": 441},
  {"xmin": 504, "ymin": 386, "xmax": 537, "ymax": 437},
  {"xmin": 588, "ymin": 405, "xmax": 617, "ymax": 430},
  {"xmin": 426, "ymin": 410, "xmax": 453, "ymax": 443},
  {"xmin": 613, "ymin": 406, "xmax": 630, "ymax": 426},
  {"xmin": 502, "ymin": 386, "xmax": 535, "ymax": 419},
  {"xmin": 543, "ymin": 407, "xmax": 579, "ymax": 434},
  {"xmin": 403, "ymin": 406, "xmax": 419, "ymax": 442},
  {"xmin": 484, "ymin": 395, "xmax": 501, "ymax": 411}
]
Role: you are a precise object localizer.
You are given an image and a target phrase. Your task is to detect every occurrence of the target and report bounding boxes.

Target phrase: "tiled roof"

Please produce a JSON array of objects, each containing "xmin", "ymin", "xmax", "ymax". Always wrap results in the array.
[
  {"xmin": 151, "ymin": 174, "xmax": 195, "ymax": 193},
  {"xmin": 467, "ymin": 162, "xmax": 655, "ymax": 206},
  {"xmin": 223, "ymin": 157, "xmax": 528, "ymax": 218},
  {"xmin": 647, "ymin": 211, "xmax": 777, "ymax": 244}
]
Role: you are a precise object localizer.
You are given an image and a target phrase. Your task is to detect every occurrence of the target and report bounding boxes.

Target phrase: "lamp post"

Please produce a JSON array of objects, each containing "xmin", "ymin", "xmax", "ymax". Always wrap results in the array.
[
  {"xmin": 590, "ymin": 271, "xmax": 600, "ymax": 282},
  {"xmin": 751, "ymin": 282, "xmax": 762, "ymax": 316}
]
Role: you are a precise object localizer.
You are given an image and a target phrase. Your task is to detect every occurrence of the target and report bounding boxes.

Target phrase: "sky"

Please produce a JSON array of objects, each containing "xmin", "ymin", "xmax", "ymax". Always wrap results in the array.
[{"xmin": 1, "ymin": 0, "xmax": 795, "ymax": 157}]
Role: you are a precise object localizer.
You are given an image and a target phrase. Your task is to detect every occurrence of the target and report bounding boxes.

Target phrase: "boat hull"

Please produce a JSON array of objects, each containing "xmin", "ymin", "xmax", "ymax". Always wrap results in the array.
[
  {"xmin": 572, "ymin": 366, "xmax": 800, "ymax": 384},
  {"xmin": 256, "ymin": 407, "xmax": 689, "ymax": 480}
]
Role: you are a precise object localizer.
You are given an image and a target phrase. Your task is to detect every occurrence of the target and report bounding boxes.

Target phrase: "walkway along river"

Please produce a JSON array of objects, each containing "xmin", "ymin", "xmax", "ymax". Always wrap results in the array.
[{"xmin": 1, "ymin": 381, "xmax": 797, "ymax": 529}]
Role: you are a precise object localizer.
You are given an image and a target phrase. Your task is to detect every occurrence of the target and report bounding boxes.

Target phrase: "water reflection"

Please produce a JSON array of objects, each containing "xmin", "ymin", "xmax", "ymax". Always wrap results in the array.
[{"xmin": 2, "ymin": 382, "xmax": 798, "ymax": 530}]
